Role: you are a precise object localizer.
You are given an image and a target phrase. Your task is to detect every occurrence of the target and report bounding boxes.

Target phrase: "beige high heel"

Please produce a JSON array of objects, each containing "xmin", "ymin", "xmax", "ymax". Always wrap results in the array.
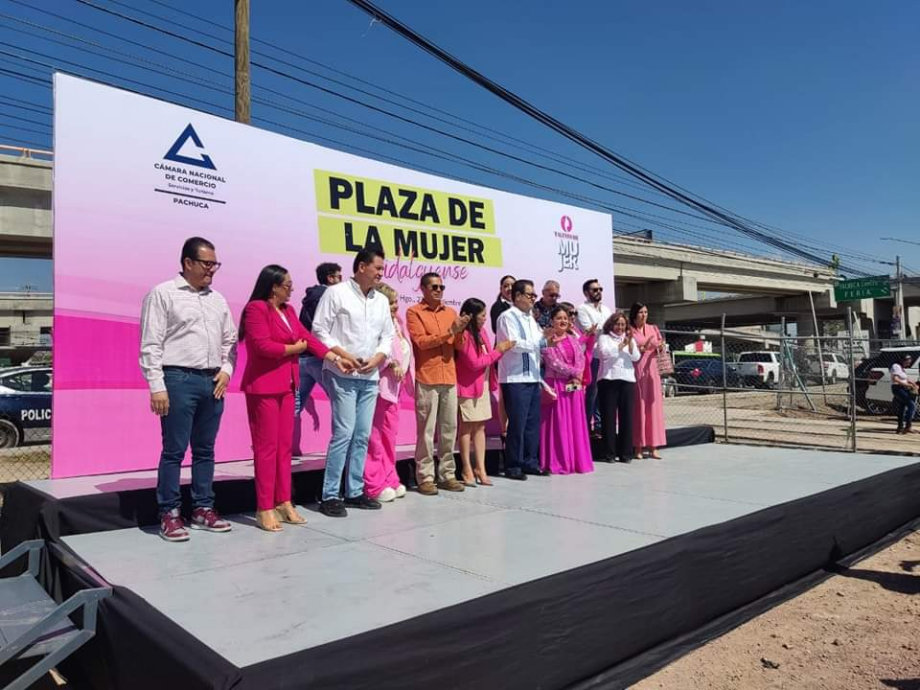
[
  {"xmin": 256, "ymin": 509, "xmax": 283, "ymax": 532},
  {"xmin": 275, "ymin": 502, "xmax": 307, "ymax": 525}
]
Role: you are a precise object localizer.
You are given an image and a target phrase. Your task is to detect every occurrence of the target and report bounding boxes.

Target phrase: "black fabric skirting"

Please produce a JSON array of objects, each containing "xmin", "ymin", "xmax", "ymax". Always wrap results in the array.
[{"xmin": 2, "ymin": 439, "xmax": 918, "ymax": 690}]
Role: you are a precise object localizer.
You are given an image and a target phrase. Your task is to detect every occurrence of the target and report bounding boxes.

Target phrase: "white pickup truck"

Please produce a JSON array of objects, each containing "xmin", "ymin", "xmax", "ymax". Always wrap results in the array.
[
  {"xmin": 807, "ymin": 353, "xmax": 850, "ymax": 384},
  {"xmin": 736, "ymin": 351, "xmax": 780, "ymax": 389}
]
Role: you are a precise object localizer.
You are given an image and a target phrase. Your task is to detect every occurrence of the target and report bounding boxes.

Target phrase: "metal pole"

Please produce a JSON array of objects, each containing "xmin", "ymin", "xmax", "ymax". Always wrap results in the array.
[
  {"xmin": 847, "ymin": 306, "xmax": 857, "ymax": 452},
  {"xmin": 895, "ymin": 255, "xmax": 905, "ymax": 340},
  {"xmin": 235, "ymin": 0, "xmax": 251, "ymax": 123},
  {"xmin": 721, "ymin": 313, "xmax": 729, "ymax": 443},
  {"xmin": 777, "ymin": 316, "xmax": 786, "ymax": 410},
  {"xmin": 809, "ymin": 290, "xmax": 828, "ymax": 405}
]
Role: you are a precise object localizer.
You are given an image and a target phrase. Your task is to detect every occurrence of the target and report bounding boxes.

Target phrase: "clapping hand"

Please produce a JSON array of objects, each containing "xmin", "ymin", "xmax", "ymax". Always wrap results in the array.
[
  {"xmin": 451, "ymin": 314, "xmax": 471, "ymax": 335},
  {"xmin": 496, "ymin": 340, "xmax": 516, "ymax": 354}
]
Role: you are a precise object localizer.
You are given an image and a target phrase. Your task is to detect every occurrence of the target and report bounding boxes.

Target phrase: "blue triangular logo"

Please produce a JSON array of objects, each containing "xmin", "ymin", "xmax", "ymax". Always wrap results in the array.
[{"xmin": 164, "ymin": 123, "xmax": 216, "ymax": 170}]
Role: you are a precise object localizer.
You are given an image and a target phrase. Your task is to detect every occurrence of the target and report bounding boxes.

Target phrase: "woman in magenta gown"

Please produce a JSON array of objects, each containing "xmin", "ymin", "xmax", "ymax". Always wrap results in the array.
[
  {"xmin": 539, "ymin": 306, "xmax": 594, "ymax": 474},
  {"xmin": 629, "ymin": 302, "xmax": 667, "ymax": 458}
]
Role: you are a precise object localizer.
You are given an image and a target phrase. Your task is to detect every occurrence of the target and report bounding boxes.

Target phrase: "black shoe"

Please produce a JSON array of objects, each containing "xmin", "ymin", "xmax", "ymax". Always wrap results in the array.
[
  {"xmin": 619, "ymin": 457, "xmax": 633, "ymax": 464},
  {"xmin": 344, "ymin": 494, "xmax": 382, "ymax": 510},
  {"xmin": 319, "ymin": 499, "xmax": 348, "ymax": 518},
  {"xmin": 505, "ymin": 469, "xmax": 527, "ymax": 481},
  {"xmin": 522, "ymin": 467, "xmax": 543, "ymax": 476},
  {"xmin": 597, "ymin": 455, "xmax": 615, "ymax": 463}
]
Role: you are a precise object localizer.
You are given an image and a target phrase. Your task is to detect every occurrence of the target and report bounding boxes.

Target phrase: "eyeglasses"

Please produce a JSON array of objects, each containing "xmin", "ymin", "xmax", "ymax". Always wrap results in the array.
[
  {"xmin": 567, "ymin": 311, "xmax": 578, "ymax": 318},
  {"xmin": 192, "ymin": 258, "xmax": 222, "ymax": 271},
  {"xmin": 428, "ymin": 284, "xmax": 445, "ymax": 292},
  {"xmin": 522, "ymin": 292, "xmax": 537, "ymax": 300},
  {"xmin": 589, "ymin": 286, "xmax": 603, "ymax": 293}
]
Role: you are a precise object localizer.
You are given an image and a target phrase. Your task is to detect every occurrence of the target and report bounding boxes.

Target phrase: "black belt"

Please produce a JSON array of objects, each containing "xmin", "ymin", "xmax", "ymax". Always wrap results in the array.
[{"xmin": 163, "ymin": 365, "xmax": 220, "ymax": 376}]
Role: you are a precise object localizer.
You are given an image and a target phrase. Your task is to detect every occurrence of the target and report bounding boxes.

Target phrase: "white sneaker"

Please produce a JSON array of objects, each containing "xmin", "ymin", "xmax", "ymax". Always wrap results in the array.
[
  {"xmin": 378, "ymin": 487, "xmax": 397, "ymax": 503},
  {"xmin": 395, "ymin": 484, "xmax": 407, "ymax": 499}
]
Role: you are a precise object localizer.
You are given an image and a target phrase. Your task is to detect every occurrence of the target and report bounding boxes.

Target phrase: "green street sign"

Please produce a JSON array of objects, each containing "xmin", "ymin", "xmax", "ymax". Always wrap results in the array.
[{"xmin": 834, "ymin": 276, "xmax": 891, "ymax": 302}]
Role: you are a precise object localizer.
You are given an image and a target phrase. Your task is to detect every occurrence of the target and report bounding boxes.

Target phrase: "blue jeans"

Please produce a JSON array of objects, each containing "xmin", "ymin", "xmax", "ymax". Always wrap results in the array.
[
  {"xmin": 892, "ymin": 386, "xmax": 916, "ymax": 429},
  {"xmin": 294, "ymin": 355, "xmax": 326, "ymax": 413},
  {"xmin": 322, "ymin": 371, "xmax": 378, "ymax": 501},
  {"xmin": 157, "ymin": 367, "xmax": 224, "ymax": 514},
  {"xmin": 585, "ymin": 358, "xmax": 601, "ymax": 431},
  {"xmin": 501, "ymin": 382, "xmax": 541, "ymax": 474}
]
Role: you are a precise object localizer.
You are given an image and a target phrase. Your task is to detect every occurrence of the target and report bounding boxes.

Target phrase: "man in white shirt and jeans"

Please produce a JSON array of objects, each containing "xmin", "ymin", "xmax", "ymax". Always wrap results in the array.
[
  {"xmin": 140, "ymin": 237, "xmax": 237, "ymax": 542},
  {"xmin": 576, "ymin": 278, "xmax": 613, "ymax": 436},
  {"xmin": 313, "ymin": 246, "xmax": 395, "ymax": 517},
  {"xmin": 496, "ymin": 279, "xmax": 546, "ymax": 480}
]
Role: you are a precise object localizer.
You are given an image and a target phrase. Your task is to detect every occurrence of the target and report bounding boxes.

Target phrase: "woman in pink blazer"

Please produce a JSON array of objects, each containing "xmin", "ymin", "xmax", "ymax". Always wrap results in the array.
[
  {"xmin": 454, "ymin": 298, "xmax": 515, "ymax": 486},
  {"xmin": 364, "ymin": 284, "xmax": 414, "ymax": 502},
  {"xmin": 240, "ymin": 264, "xmax": 347, "ymax": 532}
]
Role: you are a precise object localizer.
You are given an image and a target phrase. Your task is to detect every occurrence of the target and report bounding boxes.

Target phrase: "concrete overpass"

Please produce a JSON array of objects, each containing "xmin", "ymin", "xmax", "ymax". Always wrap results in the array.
[
  {"xmin": 0, "ymin": 147, "xmax": 52, "ymax": 258},
  {"xmin": 613, "ymin": 236, "xmax": 845, "ymax": 334}
]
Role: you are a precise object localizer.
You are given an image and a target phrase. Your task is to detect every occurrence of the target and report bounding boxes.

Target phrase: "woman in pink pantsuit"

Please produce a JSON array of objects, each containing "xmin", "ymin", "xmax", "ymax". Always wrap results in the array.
[
  {"xmin": 539, "ymin": 306, "xmax": 594, "ymax": 475},
  {"xmin": 364, "ymin": 284, "xmax": 414, "ymax": 502},
  {"xmin": 240, "ymin": 265, "xmax": 347, "ymax": 532},
  {"xmin": 629, "ymin": 302, "xmax": 667, "ymax": 458}
]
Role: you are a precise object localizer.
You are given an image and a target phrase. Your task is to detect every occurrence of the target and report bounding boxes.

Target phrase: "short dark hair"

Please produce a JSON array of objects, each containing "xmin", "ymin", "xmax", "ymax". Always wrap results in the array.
[
  {"xmin": 180, "ymin": 237, "xmax": 214, "ymax": 268},
  {"xmin": 420, "ymin": 272, "xmax": 441, "ymax": 288},
  {"xmin": 353, "ymin": 246, "xmax": 385, "ymax": 273},
  {"xmin": 629, "ymin": 302, "xmax": 648, "ymax": 326},
  {"xmin": 548, "ymin": 305, "xmax": 569, "ymax": 321},
  {"xmin": 316, "ymin": 262, "xmax": 341, "ymax": 285},
  {"xmin": 511, "ymin": 279, "xmax": 533, "ymax": 300},
  {"xmin": 582, "ymin": 278, "xmax": 599, "ymax": 294}
]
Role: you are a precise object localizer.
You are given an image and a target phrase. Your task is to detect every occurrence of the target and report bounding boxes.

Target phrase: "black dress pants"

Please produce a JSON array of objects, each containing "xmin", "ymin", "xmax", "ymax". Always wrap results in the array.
[{"xmin": 598, "ymin": 379, "xmax": 635, "ymax": 460}]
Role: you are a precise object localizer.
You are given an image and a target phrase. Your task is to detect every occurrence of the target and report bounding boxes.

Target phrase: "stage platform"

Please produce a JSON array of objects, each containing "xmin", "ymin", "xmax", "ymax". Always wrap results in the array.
[{"xmin": 3, "ymin": 439, "xmax": 919, "ymax": 689}]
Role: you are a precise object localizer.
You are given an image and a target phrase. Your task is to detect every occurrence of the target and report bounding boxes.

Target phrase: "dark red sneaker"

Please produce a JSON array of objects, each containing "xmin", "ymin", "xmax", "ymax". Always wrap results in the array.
[
  {"xmin": 190, "ymin": 507, "xmax": 232, "ymax": 533},
  {"xmin": 160, "ymin": 509, "xmax": 190, "ymax": 542}
]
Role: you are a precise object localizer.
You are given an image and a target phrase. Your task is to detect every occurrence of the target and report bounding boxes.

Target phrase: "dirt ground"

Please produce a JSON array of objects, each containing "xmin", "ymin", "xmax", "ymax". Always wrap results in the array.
[{"xmin": 634, "ymin": 530, "xmax": 920, "ymax": 690}]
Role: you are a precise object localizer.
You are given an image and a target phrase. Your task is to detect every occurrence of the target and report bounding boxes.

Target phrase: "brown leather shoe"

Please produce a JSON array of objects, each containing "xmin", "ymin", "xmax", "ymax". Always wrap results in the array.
[
  {"xmin": 417, "ymin": 481, "xmax": 439, "ymax": 496},
  {"xmin": 437, "ymin": 478, "xmax": 466, "ymax": 492}
]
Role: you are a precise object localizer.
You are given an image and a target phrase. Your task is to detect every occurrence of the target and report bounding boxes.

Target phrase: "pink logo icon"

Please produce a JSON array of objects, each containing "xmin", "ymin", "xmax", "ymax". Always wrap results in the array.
[{"xmin": 560, "ymin": 215, "xmax": 573, "ymax": 232}]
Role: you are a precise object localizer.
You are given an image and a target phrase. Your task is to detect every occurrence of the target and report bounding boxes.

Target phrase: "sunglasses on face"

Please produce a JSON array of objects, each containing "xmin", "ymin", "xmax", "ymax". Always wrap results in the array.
[
  {"xmin": 192, "ymin": 258, "xmax": 222, "ymax": 271},
  {"xmin": 428, "ymin": 284, "xmax": 445, "ymax": 292},
  {"xmin": 589, "ymin": 287, "xmax": 603, "ymax": 293}
]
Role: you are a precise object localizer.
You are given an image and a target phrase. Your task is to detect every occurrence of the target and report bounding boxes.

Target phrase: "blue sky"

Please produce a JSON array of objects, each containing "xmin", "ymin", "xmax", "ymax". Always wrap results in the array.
[{"xmin": 1, "ymin": 0, "xmax": 917, "ymax": 290}]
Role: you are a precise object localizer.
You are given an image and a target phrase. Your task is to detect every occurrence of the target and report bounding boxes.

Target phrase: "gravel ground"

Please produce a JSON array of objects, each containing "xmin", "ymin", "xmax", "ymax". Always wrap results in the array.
[{"xmin": 634, "ymin": 529, "xmax": 920, "ymax": 689}]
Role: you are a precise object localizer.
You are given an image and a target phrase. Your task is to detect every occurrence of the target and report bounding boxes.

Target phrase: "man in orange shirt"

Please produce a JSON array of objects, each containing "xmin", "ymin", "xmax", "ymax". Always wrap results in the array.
[{"xmin": 406, "ymin": 272, "xmax": 470, "ymax": 495}]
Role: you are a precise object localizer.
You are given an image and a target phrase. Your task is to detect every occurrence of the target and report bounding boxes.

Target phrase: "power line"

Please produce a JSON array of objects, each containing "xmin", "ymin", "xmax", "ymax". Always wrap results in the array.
[
  {"xmin": 24, "ymin": 0, "xmax": 882, "ymax": 270},
  {"xmin": 0, "ymin": 3, "xmax": 885, "ymax": 273},
  {"xmin": 343, "ymin": 0, "xmax": 872, "ymax": 277}
]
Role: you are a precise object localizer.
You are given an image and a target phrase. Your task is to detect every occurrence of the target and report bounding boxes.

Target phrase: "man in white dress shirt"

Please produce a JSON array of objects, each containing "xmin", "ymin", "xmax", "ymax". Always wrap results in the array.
[
  {"xmin": 313, "ymin": 246, "xmax": 395, "ymax": 518},
  {"xmin": 496, "ymin": 279, "xmax": 546, "ymax": 480},
  {"xmin": 576, "ymin": 278, "xmax": 613, "ymax": 436},
  {"xmin": 140, "ymin": 237, "xmax": 237, "ymax": 542}
]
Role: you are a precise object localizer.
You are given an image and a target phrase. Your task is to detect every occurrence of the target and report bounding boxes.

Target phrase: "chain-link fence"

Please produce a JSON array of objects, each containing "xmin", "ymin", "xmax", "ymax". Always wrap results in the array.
[
  {"xmin": 661, "ymin": 323, "xmax": 920, "ymax": 455},
  {"xmin": 0, "ymin": 348, "xmax": 53, "ymax": 484}
]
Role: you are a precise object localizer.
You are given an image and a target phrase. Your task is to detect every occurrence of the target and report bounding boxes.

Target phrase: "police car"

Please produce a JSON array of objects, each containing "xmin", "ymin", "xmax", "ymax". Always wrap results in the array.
[{"xmin": 0, "ymin": 366, "xmax": 52, "ymax": 448}]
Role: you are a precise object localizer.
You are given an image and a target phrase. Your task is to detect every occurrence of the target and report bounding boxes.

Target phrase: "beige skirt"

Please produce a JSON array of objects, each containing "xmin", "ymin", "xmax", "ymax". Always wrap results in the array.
[{"xmin": 459, "ymin": 367, "xmax": 493, "ymax": 423}]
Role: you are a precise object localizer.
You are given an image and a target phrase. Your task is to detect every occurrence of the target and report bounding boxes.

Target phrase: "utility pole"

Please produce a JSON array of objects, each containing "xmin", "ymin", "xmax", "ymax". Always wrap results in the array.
[
  {"xmin": 895, "ymin": 254, "xmax": 905, "ymax": 339},
  {"xmin": 234, "ymin": 0, "xmax": 251, "ymax": 123}
]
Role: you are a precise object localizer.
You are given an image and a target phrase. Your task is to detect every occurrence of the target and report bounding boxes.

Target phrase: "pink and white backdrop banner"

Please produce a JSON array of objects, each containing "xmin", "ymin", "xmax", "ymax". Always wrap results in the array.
[{"xmin": 51, "ymin": 74, "xmax": 614, "ymax": 478}]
